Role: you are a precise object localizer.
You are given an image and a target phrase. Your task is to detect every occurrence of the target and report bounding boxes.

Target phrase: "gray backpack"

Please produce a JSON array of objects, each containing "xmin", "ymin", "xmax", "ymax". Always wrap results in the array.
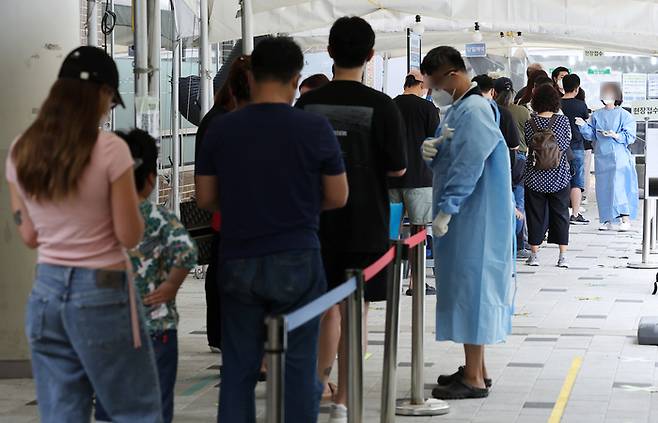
[{"xmin": 529, "ymin": 115, "xmax": 561, "ymax": 170}]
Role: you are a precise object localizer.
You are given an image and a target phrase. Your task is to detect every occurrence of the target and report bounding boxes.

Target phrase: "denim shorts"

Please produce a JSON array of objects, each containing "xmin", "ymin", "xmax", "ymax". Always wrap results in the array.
[
  {"xmin": 570, "ymin": 149, "xmax": 585, "ymax": 190},
  {"xmin": 389, "ymin": 187, "xmax": 433, "ymax": 225}
]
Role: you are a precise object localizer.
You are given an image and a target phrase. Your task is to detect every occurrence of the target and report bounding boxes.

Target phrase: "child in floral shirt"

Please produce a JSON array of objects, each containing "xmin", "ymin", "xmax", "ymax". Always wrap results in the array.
[{"xmin": 95, "ymin": 129, "xmax": 197, "ymax": 423}]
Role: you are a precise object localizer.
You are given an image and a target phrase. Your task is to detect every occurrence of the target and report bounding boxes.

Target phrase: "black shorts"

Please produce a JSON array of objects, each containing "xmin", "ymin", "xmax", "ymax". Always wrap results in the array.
[{"xmin": 322, "ymin": 250, "xmax": 389, "ymax": 302}]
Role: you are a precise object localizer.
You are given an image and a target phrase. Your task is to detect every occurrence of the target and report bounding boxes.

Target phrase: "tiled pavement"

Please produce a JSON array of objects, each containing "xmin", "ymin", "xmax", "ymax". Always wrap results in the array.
[{"xmin": 3, "ymin": 208, "xmax": 658, "ymax": 422}]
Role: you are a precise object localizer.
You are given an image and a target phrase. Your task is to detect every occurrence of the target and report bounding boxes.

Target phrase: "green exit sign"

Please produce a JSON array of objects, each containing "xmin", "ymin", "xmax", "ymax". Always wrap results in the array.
[{"xmin": 588, "ymin": 67, "xmax": 611, "ymax": 75}]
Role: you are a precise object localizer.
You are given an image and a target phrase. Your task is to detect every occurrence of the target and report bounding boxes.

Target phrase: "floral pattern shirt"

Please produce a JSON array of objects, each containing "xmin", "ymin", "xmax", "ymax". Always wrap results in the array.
[{"xmin": 129, "ymin": 201, "xmax": 198, "ymax": 333}]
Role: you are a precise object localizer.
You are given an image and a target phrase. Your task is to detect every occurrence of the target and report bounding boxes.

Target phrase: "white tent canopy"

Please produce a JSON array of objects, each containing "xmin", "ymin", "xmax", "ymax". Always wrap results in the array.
[{"xmin": 209, "ymin": 0, "xmax": 658, "ymax": 56}]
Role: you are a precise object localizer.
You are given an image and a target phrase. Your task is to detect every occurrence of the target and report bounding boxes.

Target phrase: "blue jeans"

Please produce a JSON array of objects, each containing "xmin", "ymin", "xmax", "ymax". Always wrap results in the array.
[
  {"xmin": 570, "ymin": 149, "xmax": 585, "ymax": 190},
  {"xmin": 513, "ymin": 183, "xmax": 526, "ymax": 249},
  {"xmin": 218, "ymin": 249, "xmax": 326, "ymax": 423},
  {"xmin": 96, "ymin": 330, "xmax": 178, "ymax": 423},
  {"xmin": 27, "ymin": 264, "xmax": 162, "ymax": 423}
]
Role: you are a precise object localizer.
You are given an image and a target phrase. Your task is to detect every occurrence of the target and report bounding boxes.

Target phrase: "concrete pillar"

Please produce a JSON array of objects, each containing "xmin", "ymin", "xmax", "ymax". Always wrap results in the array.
[{"xmin": 0, "ymin": 0, "xmax": 80, "ymax": 378}]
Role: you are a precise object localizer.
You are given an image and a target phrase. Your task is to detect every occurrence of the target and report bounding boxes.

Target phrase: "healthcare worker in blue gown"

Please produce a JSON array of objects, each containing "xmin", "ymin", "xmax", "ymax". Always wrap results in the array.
[
  {"xmin": 420, "ymin": 46, "xmax": 515, "ymax": 400},
  {"xmin": 577, "ymin": 82, "xmax": 638, "ymax": 232}
]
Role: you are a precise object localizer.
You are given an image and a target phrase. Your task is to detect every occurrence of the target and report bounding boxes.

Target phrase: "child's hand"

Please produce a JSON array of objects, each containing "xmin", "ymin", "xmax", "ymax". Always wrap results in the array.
[
  {"xmin": 143, "ymin": 281, "xmax": 179, "ymax": 306},
  {"xmin": 515, "ymin": 208, "xmax": 524, "ymax": 220}
]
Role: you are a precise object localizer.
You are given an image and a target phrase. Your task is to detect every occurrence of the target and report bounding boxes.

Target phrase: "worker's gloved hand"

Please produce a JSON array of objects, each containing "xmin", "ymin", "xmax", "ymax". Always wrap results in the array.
[
  {"xmin": 422, "ymin": 125, "xmax": 454, "ymax": 161},
  {"xmin": 422, "ymin": 138, "xmax": 440, "ymax": 161},
  {"xmin": 602, "ymin": 130, "xmax": 620, "ymax": 139},
  {"xmin": 432, "ymin": 212, "xmax": 452, "ymax": 238},
  {"xmin": 574, "ymin": 117, "xmax": 586, "ymax": 126}
]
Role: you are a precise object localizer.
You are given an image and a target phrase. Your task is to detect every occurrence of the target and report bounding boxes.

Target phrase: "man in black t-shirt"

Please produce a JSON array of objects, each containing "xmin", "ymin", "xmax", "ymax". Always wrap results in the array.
[
  {"xmin": 561, "ymin": 73, "xmax": 591, "ymax": 225},
  {"xmin": 296, "ymin": 16, "xmax": 407, "ymax": 422},
  {"xmin": 389, "ymin": 69, "xmax": 439, "ymax": 296}
]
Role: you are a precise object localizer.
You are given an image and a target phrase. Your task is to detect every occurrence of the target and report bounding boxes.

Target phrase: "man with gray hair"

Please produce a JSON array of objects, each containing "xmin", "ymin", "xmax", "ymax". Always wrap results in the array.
[{"xmin": 514, "ymin": 63, "xmax": 543, "ymax": 103}]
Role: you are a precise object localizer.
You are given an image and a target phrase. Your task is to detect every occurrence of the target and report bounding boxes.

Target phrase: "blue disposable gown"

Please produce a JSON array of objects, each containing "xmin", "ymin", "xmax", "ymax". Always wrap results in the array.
[
  {"xmin": 579, "ymin": 107, "xmax": 638, "ymax": 223},
  {"xmin": 430, "ymin": 94, "xmax": 515, "ymax": 345}
]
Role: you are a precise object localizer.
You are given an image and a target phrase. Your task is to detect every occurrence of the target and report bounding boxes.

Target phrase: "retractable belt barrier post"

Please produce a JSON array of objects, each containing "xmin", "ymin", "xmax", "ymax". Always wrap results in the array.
[
  {"xmin": 629, "ymin": 199, "xmax": 658, "ymax": 269},
  {"xmin": 346, "ymin": 270, "xmax": 365, "ymax": 423},
  {"xmin": 264, "ymin": 277, "xmax": 358, "ymax": 422},
  {"xmin": 650, "ymin": 200, "xmax": 658, "ymax": 254},
  {"xmin": 265, "ymin": 316, "xmax": 286, "ymax": 423},
  {"xmin": 263, "ymin": 243, "xmax": 402, "ymax": 422},
  {"xmin": 380, "ymin": 240, "xmax": 405, "ymax": 423},
  {"xmin": 396, "ymin": 230, "xmax": 450, "ymax": 416}
]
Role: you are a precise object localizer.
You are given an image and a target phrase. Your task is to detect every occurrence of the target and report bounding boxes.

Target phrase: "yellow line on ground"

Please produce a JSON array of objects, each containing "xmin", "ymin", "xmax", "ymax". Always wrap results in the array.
[{"xmin": 547, "ymin": 356, "xmax": 583, "ymax": 423}]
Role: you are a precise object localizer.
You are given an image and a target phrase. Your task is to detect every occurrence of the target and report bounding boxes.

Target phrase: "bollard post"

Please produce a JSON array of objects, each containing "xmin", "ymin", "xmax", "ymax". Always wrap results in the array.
[
  {"xmin": 649, "ymin": 200, "xmax": 658, "ymax": 254},
  {"xmin": 346, "ymin": 270, "xmax": 364, "ymax": 423},
  {"xmin": 265, "ymin": 315, "xmax": 286, "ymax": 423},
  {"xmin": 629, "ymin": 198, "xmax": 658, "ymax": 269},
  {"xmin": 396, "ymin": 234, "xmax": 450, "ymax": 416},
  {"xmin": 380, "ymin": 241, "xmax": 404, "ymax": 423}
]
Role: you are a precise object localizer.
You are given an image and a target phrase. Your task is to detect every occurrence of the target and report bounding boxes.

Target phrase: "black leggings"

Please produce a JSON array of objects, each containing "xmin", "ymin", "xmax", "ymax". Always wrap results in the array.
[{"xmin": 525, "ymin": 185, "xmax": 570, "ymax": 246}]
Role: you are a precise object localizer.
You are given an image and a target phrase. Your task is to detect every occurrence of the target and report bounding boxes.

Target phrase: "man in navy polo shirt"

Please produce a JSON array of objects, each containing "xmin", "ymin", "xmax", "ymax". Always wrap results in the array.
[{"xmin": 195, "ymin": 36, "xmax": 348, "ymax": 423}]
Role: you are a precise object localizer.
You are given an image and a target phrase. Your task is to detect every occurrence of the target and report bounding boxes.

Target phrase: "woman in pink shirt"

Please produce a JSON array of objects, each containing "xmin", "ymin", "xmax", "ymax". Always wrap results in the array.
[{"xmin": 6, "ymin": 46, "xmax": 162, "ymax": 423}]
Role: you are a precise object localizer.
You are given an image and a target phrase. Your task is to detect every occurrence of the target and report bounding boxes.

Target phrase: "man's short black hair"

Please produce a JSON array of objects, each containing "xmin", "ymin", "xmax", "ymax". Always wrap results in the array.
[
  {"xmin": 300, "ymin": 73, "xmax": 330, "ymax": 91},
  {"xmin": 551, "ymin": 66, "xmax": 569, "ymax": 81},
  {"xmin": 562, "ymin": 73, "xmax": 581, "ymax": 93},
  {"xmin": 251, "ymin": 36, "xmax": 303, "ymax": 83},
  {"xmin": 328, "ymin": 17, "xmax": 376, "ymax": 68},
  {"xmin": 472, "ymin": 74, "xmax": 495, "ymax": 92},
  {"xmin": 420, "ymin": 46, "xmax": 466, "ymax": 76},
  {"xmin": 115, "ymin": 129, "xmax": 158, "ymax": 192}
]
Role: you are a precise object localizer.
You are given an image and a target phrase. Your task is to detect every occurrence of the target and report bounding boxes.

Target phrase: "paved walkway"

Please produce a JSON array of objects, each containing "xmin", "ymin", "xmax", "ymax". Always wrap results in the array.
[{"xmin": 2, "ymin": 206, "xmax": 658, "ymax": 422}]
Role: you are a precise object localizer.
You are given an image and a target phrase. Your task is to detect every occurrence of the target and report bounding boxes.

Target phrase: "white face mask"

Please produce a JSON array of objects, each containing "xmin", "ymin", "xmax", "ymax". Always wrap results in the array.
[
  {"xmin": 557, "ymin": 79, "xmax": 564, "ymax": 91},
  {"xmin": 601, "ymin": 96, "xmax": 615, "ymax": 106},
  {"xmin": 431, "ymin": 88, "xmax": 457, "ymax": 108}
]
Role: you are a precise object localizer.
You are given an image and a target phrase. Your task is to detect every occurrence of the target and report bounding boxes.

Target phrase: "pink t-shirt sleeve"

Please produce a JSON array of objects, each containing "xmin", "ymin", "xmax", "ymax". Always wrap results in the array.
[
  {"xmin": 101, "ymin": 132, "xmax": 134, "ymax": 183},
  {"xmin": 5, "ymin": 152, "xmax": 16, "ymax": 184}
]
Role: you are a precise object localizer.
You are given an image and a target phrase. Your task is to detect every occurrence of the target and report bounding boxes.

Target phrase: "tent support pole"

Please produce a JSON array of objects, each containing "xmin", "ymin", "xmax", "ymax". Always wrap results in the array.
[
  {"xmin": 87, "ymin": 0, "xmax": 98, "ymax": 46},
  {"xmin": 199, "ymin": 0, "xmax": 211, "ymax": 117},
  {"xmin": 241, "ymin": 0, "xmax": 254, "ymax": 54},
  {"xmin": 171, "ymin": 1, "xmax": 181, "ymax": 216}
]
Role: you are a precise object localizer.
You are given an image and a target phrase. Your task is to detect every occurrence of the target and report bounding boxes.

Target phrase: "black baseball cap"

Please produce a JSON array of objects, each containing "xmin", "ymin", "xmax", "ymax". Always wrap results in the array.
[
  {"xmin": 58, "ymin": 46, "xmax": 124, "ymax": 108},
  {"xmin": 494, "ymin": 77, "xmax": 514, "ymax": 93}
]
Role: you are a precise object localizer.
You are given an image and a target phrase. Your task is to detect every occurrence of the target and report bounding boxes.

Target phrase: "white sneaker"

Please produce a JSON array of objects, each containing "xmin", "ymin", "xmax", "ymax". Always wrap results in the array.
[
  {"xmin": 328, "ymin": 404, "xmax": 347, "ymax": 423},
  {"xmin": 599, "ymin": 222, "xmax": 614, "ymax": 231},
  {"xmin": 618, "ymin": 221, "xmax": 632, "ymax": 232}
]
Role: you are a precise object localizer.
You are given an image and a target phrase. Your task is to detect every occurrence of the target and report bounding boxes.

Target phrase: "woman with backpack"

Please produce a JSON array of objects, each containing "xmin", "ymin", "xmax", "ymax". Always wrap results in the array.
[
  {"xmin": 523, "ymin": 84, "xmax": 572, "ymax": 268},
  {"xmin": 576, "ymin": 82, "xmax": 638, "ymax": 232}
]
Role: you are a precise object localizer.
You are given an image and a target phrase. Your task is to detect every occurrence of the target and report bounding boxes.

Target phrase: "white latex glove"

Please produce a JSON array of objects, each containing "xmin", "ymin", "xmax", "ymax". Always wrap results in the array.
[
  {"xmin": 422, "ymin": 138, "xmax": 440, "ymax": 161},
  {"xmin": 422, "ymin": 126, "xmax": 454, "ymax": 161},
  {"xmin": 602, "ymin": 130, "xmax": 620, "ymax": 139},
  {"xmin": 574, "ymin": 117, "xmax": 586, "ymax": 127},
  {"xmin": 432, "ymin": 212, "xmax": 452, "ymax": 238}
]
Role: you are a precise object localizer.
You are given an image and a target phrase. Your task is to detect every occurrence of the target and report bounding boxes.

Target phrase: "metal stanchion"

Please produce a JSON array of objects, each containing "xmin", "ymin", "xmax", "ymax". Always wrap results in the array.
[
  {"xmin": 346, "ymin": 270, "xmax": 364, "ymax": 423},
  {"xmin": 649, "ymin": 200, "xmax": 658, "ymax": 254},
  {"xmin": 265, "ymin": 316, "xmax": 286, "ymax": 423},
  {"xmin": 380, "ymin": 241, "xmax": 405, "ymax": 423},
  {"xmin": 396, "ymin": 237, "xmax": 450, "ymax": 416},
  {"xmin": 636, "ymin": 201, "xmax": 658, "ymax": 254},
  {"xmin": 629, "ymin": 198, "xmax": 658, "ymax": 269}
]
